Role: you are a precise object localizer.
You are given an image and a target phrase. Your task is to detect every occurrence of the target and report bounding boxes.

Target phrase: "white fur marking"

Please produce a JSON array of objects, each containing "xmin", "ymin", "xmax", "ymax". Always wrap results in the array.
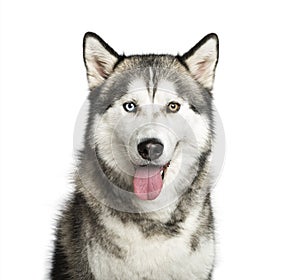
[{"xmin": 87, "ymin": 207, "xmax": 214, "ymax": 280}]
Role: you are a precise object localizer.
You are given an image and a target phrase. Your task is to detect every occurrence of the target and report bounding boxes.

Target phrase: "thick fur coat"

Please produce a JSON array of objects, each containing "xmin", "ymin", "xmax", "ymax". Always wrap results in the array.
[{"xmin": 51, "ymin": 32, "xmax": 219, "ymax": 280}]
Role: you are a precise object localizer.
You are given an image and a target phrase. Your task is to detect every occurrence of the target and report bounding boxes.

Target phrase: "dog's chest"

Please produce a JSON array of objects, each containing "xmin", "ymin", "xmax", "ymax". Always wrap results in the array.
[{"xmin": 87, "ymin": 213, "xmax": 214, "ymax": 280}]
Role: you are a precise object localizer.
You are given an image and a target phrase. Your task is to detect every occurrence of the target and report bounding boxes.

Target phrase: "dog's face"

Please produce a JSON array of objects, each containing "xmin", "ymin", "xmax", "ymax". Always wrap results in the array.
[{"xmin": 83, "ymin": 33, "xmax": 218, "ymax": 202}]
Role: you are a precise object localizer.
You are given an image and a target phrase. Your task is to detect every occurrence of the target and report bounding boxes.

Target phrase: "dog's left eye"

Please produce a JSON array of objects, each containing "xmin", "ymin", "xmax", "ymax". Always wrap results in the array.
[
  {"xmin": 123, "ymin": 102, "xmax": 137, "ymax": 112},
  {"xmin": 167, "ymin": 102, "xmax": 181, "ymax": 113}
]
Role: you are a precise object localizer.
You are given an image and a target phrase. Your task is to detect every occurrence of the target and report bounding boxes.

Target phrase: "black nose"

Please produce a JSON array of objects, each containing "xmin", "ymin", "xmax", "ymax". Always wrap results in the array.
[{"xmin": 137, "ymin": 139, "xmax": 164, "ymax": 161}]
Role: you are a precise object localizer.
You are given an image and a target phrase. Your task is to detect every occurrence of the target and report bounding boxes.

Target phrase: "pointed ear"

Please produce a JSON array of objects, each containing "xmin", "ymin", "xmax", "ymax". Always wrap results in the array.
[
  {"xmin": 181, "ymin": 33, "xmax": 219, "ymax": 91},
  {"xmin": 83, "ymin": 32, "xmax": 119, "ymax": 90}
]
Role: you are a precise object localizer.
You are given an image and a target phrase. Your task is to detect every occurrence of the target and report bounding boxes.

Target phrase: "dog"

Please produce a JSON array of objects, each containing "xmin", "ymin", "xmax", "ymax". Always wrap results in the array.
[{"xmin": 51, "ymin": 31, "xmax": 219, "ymax": 280}]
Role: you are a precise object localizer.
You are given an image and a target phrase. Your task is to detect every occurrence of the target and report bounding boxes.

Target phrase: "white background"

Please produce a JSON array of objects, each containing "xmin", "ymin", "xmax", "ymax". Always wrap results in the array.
[{"xmin": 1, "ymin": 0, "xmax": 300, "ymax": 279}]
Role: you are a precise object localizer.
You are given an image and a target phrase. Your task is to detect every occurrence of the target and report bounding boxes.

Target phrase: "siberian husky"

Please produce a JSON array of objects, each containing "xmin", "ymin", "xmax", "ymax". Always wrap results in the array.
[{"xmin": 51, "ymin": 32, "xmax": 220, "ymax": 280}]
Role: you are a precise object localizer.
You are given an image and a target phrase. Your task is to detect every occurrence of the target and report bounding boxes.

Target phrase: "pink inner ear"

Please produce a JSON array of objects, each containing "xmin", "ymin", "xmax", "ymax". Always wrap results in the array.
[
  {"xmin": 194, "ymin": 60, "xmax": 207, "ymax": 80},
  {"xmin": 94, "ymin": 59, "xmax": 109, "ymax": 79}
]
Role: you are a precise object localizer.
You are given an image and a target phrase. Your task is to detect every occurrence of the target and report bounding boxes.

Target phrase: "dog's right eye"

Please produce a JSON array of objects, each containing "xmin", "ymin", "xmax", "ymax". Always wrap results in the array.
[{"xmin": 123, "ymin": 102, "xmax": 137, "ymax": 112}]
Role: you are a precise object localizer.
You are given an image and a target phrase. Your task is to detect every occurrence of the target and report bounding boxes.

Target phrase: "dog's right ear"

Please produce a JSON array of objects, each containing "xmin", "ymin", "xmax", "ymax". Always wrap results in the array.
[{"xmin": 83, "ymin": 32, "xmax": 119, "ymax": 90}]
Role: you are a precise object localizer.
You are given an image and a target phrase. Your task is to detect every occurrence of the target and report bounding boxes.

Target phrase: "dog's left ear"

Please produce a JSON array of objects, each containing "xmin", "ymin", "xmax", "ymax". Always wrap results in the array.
[
  {"xmin": 181, "ymin": 33, "xmax": 219, "ymax": 91},
  {"xmin": 83, "ymin": 32, "xmax": 119, "ymax": 90}
]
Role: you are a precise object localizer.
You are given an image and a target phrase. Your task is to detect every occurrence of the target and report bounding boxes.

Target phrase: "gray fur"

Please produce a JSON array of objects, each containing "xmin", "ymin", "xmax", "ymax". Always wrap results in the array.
[{"xmin": 51, "ymin": 32, "xmax": 219, "ymax": 280}]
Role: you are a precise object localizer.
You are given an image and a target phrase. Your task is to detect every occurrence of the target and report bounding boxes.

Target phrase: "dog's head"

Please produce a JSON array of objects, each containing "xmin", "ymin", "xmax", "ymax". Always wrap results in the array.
[{"xmin": 82, "ymin": 32, "xmax": 218, "ymax": 202}]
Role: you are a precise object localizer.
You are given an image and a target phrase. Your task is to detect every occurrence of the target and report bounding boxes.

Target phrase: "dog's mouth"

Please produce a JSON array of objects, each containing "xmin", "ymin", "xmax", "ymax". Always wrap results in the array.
[{"xmin": 133, "ymin": 162, "xmax": 170, "ymax": 201}]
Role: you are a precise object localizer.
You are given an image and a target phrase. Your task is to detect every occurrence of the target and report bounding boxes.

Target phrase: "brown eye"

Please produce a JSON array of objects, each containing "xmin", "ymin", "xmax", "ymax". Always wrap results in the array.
[{"xmin": 167, "ymin": 102, "xmax": 181, "ymax": 113}]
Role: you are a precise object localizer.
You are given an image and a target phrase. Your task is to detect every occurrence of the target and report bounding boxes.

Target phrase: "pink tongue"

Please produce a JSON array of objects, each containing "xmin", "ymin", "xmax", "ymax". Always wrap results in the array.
[{"xmin": 133, "ymin": 166, "xmax": 163, "ymax": 200}]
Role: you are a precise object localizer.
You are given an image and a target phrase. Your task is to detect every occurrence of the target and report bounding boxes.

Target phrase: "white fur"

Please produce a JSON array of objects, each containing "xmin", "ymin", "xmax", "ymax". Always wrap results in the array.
[
  {"xmin": 91, "ymin": 76, "xmax": 211, "ymax": 214},
  {"xmin": 149, "ymin": 67, "xmax": 154, "ymax": 90},
  {"xmin": 86, "ymin": 73, "xmax": 214, "ymax": 279},
  {"xmin": 84, "ymin": 36, "xmax": 118, "ymax": 89},
  {"xmin": 185, "ymin": 37, "xmax": 218, "ymax": 90},
  {"xmin": 87, "ymin": 203, "xmax": 214, "ymax": 280}
]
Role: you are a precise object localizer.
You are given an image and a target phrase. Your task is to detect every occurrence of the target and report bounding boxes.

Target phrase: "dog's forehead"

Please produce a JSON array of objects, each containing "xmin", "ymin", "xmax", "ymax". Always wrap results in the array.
[
  {"xmin": 91, "ymin": 55, "xmax": 212, "ymax": 118},
  {"xmin": 126, "ymin": 74, "xmax": 180, "ymax": 104}
]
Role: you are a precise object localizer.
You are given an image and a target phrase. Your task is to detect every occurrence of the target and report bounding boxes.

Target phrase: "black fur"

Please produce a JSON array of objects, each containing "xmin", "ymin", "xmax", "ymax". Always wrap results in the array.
[{"xmin": 51, "ymin": 193, "xmax": 95, "ymax": 279}]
